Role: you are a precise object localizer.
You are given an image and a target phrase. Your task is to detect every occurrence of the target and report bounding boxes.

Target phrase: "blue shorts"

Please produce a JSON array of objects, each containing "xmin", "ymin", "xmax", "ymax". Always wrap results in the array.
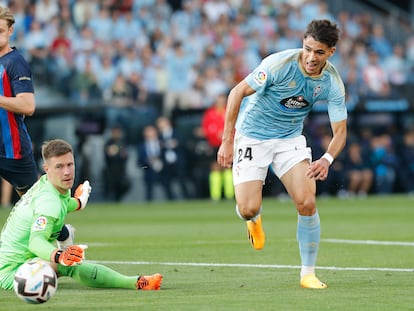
[{"xmin": 0, "ymin": 154, "xmax": 38, "ymax": 193}]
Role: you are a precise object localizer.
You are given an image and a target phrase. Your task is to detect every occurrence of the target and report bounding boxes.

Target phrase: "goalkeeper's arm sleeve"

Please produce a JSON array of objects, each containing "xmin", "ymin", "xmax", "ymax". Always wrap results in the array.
[{"xmin": 28, "ymin": 215, "xmax": 57, "ymax": 261}]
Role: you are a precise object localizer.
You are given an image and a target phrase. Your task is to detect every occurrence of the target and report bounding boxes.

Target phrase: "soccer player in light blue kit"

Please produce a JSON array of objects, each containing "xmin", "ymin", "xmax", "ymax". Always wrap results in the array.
[
  {"xmin": 0, "ymin": 139, "xmax": 162, "ymax": 291},
  {"xmin": 217, "ymin": 19, "xmax": 347, "ymax": 289}
]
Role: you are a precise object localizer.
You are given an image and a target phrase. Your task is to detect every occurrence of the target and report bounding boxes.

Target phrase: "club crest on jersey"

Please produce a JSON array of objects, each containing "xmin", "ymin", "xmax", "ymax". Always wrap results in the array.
[
  {"xmin": 253, "ymin": 70, "xmax": 267, "ymax": 85},
  {"xmin": 33, "ymin": 216, "xmax": 47, "ymax": 231},
  {"xmin": 313, "ymin": 86, "xmax": 321, "ymax": 97},
  {"xmin": 281, "ymin": 96, "xmax": 309, "ymax": 109}
]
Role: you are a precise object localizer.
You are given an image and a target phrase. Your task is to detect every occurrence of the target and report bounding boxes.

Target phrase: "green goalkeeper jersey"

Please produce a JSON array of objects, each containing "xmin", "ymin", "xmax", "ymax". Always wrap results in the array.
[{"xmin": 0, "ymin": 174, "xmax": 79, "ymax": 268}]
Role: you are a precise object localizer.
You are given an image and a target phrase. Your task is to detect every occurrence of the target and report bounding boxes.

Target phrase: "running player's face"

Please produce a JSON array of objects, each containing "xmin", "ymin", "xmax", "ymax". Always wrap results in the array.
[
  {"xmin": 44, "ymin": 152, "xmax": 75, "ymax": 194},
  {"xmin": 301, "ymin": 36, "xmax": 335, "ymax": 76},
  {"xmin": 0, "ymin": 19, "xmax": 12, "ymax": 51}
]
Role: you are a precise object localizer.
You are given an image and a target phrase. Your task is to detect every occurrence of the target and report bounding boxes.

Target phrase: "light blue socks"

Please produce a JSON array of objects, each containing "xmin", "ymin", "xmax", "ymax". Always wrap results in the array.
[{"xmin": 297, "ymin": 212, "xmax": 320, "ymax": 277}]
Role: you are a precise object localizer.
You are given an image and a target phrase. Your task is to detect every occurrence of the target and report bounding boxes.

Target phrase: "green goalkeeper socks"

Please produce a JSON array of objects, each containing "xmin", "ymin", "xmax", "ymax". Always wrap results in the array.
[{"xmin": 58, "ymin": 262, "xmax": 137, "ymax": 289}]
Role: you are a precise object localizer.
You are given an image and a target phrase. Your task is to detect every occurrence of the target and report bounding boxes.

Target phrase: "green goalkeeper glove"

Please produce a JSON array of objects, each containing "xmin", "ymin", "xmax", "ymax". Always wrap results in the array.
[
  {"xmin": 74, "ymin": 180, "xmax": 91, "ymax": 210},
  {"xmin": 53, "ymin": 245, "xmax": 87, "ymax": 266}
]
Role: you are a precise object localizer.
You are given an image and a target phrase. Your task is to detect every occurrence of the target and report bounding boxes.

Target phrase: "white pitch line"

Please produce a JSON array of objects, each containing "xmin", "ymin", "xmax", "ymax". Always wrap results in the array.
[
  {"xmin": 322, "ymin": 239, "xmax": 414, "ymax": 247},
  {"xmin": 88, "ymin": 239, "xmax": 414, "ymax": 247},
  {"xmin": 93, "ymin": 260, "xmax": 413, "ymax": 273}
]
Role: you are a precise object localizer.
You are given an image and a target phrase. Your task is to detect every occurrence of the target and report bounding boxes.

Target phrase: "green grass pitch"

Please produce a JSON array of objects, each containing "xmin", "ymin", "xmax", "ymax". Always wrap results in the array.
[{"xmin": 1, "ymin": 195, "xmax": 413, "ymax": 311}]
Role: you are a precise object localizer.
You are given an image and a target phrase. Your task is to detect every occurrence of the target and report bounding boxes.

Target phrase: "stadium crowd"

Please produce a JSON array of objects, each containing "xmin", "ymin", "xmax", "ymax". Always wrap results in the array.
[{"xmin": 2, "ymin": 0, "xmax": 414, "ymax": 202}]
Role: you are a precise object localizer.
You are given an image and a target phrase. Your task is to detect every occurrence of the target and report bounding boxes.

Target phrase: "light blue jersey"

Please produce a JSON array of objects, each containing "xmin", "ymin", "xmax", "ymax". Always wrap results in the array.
[{"xmin": 237, "ymin": 48, "xmax": 347, "ymax": 140}]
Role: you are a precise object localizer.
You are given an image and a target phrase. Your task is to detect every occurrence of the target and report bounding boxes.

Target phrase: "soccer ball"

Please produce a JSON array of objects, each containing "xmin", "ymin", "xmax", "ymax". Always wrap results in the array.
[{"xmin": 13, "ymin": 259, "xmax": 58, "ymax": 304}]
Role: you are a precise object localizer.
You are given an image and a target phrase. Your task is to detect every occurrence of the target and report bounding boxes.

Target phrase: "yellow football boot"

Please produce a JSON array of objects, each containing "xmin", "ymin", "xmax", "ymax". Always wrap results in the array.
[
  {"xmin": 300, "ymin": 274, "xmax": 327, "ymax": 289},
  {"xmin": 246, "ymin": 215, "xmax": 265, "ymax": 250}
]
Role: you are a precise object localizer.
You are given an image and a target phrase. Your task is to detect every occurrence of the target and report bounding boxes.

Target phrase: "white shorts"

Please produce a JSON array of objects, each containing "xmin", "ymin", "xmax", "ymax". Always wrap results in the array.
[{"xmin": 232, "ymin": 133, "xmax": 312, "ymax": 185}]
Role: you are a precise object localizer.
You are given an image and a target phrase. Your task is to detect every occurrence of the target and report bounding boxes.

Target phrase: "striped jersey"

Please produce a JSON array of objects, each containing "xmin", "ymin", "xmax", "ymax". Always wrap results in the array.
[
  {"xmin": 237, "ymin": 48, "xmax": 347, "ymax": 140},
  {"xmin": 0, "ymin": 48, "xmax": 34, "ymax": 159}
]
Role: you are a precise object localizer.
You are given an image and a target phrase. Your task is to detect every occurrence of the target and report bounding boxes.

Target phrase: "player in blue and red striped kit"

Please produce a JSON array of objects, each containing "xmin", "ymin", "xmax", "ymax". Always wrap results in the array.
[
  {"xmin": 0, "ymin": 6, "xmax": 74, "ymax": 249},
  {"xmin": 0, "ymin": 6, "xmax": 38, "ymax": 197}
]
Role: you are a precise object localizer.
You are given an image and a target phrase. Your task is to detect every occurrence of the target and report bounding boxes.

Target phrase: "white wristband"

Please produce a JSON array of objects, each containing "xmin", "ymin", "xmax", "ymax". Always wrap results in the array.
[{"xmin": 322, "ymin": 153, "xmax": 334, "ymax": 165}]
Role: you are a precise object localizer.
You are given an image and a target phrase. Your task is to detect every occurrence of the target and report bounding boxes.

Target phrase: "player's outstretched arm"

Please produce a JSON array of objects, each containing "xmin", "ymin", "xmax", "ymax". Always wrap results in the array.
[{"xmin": 74, "ymin": 180, "xmax": 92, "ymax": 210}]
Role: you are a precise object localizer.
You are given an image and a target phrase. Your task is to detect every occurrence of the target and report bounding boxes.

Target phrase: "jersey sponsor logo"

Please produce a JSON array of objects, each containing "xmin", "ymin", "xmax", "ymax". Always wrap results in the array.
[
  {"xmin": 280, "ymin": 96, "xmax": 309, "ymax": 109},
  {"xmin": 33, "ymin": 216, "xmax": 47, "ymax": 231},
  {"xmin": 253, "ymin": 70, "xmax": 267, "ymax": 85}
]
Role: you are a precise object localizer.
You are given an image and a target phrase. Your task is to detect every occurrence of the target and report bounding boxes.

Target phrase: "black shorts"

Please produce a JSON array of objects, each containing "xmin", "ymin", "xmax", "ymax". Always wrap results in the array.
[{"xmin": 0, "ymin": 154, "xmax": 39, "ymax": 193}]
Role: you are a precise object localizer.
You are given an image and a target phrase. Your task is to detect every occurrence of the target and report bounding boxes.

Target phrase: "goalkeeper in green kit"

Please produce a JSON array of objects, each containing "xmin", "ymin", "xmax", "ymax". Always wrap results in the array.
[{"xmin": 0, "ymin": 139, "xmax": 162, "ymax": 291}]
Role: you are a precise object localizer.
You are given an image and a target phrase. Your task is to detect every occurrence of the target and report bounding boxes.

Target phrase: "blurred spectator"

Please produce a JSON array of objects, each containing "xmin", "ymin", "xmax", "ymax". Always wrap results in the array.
[
  {"xmin": 112, "ymin": 10, "xmax": 144, "ymax": 47},
  {"xmin": 370, "ymin": 134, "xmax": 398, "ymax": 194},
  {"xmin": 169, "ymin": 0, "xmax": 202, "ymax": 41},
  {"xmin": 104, "ymin": 73, "xmax": 133, "ymax": 128},
  {"xmin": 156, "ymin": 116, "xmax": 191, "ymax": 199},
  {"xmin": 344, "ymin": 142, "xmax": 373, "ymax": 197},
  {"xmin": 87, "ymin": 6, "xmax": 113, "ymax": 44},
  {"xmin": 35, "ymin": 0, "xmax": 59, "ymax": 25},
  {"xmin": 405, "ymin": 35, "xmax": 414, "ymax": 76},
  {"xmin": 123, "ymin": 71, "xmax": 159, "ymax": 145},
  {"xmin": 203, "ymin": 0, "xmax": 232, "ymax": 24},
  {"xmin": 202, "ymin": 65, "xmax": 229, "ymax": 107},
  {"xmin": 353, "ymin": 40, "xmax": 369, "ymax": 69},
  {"xmin": 50, "ymin": 23, "xmax": 71, "ymax": 55},
  {"xmin": 186, "ymin": 75, "xmax": 206, "ymax": 109},
  {"xmin": 103, "ymin": 125, "xmax": 130, "ymax": 202},
  {"xmin": 139, "ymin": 45, "xmax": 164, "ymax": 113},
  {"xmin": 163, "ymin": 40, "xmax": 196, "ymax": 117},
  {"xmin": 336, "ymin": 11, "xmax": 361, "ymax": 40},
  {"xmin": 138, "ymin": 125, "xmax": 174, "ymax": 201},
  {"xmin": 201, "ymin": 94, "xmax": 234, "ymax": 201},
  {"xmin": 50, "ymin": 24, "xmax": 73, "ymax": 95},
  {"xmin": 397, "ymin": 129, "xmax": 414, "ymax": 194},
  {"xmin": 342, "ymin": 60, "xmax": 362, "ymax": 111},
  {"xmin": 118, "ymin": 46, "xmax": 142, "ymax": 79},
  {"xmin": 300, "ymin": 0, "xmax": 324, "ymax": 24},
  {"xmin": 361, "ymin": 50, "xmax": 392, "ymax": 99},
  {"xmin": 70, "ymin": 58, "xmax": 101, "ymax": 105},
  {"xmin": 383, "ymin": 44, "xmax": 408, "ymax": 94},
  {"xmin": 57, "ymin": 2, "xmax": 75, "ymax": 35},
  {"xmin": 72, "ymin": 0, "xmax": 97, "ymax": 29},
  {"xmin": 153, "ymin": 0, "xmax": 172, "ymax": 21},
  {"xmin": 95, "ymin": 54, "xmax": 118, "ymax": 99},
  {"xmin": 9, "ymin": 0, "xmax": 27, "ymax": 40},
  {"xmin": 23, "ymin": 20, "xmax": 52, "ymax": 83},
  {"xmin": 71, "ymin": 25, "xmax": 97, "ymax": 56},
  {"xmin": 368, "ymin": 23, "xmax": 393, "ymax": 59}
]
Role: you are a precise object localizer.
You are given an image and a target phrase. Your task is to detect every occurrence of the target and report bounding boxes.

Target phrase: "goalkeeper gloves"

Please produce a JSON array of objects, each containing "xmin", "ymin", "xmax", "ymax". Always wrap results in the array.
[
  {"xmin": 53, "ymin": 245, "xmax": 87, "ymax": 266},
  {"xmin": 74, "ymin": 180, "xmax": 91, "ymax": 210}
]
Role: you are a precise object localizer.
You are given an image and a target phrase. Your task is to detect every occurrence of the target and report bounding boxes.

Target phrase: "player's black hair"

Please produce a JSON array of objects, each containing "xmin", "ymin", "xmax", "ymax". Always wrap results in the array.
[{"xmin": 304, "ymin": 19, "xmax": 340, "ymax": 48}]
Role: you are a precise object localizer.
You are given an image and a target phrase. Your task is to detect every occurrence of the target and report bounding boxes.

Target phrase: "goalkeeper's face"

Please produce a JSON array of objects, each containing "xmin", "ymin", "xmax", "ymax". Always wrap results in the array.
[{"xmin": 43, "ymin": 152, "xmax": 75, "ymax": 194}]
